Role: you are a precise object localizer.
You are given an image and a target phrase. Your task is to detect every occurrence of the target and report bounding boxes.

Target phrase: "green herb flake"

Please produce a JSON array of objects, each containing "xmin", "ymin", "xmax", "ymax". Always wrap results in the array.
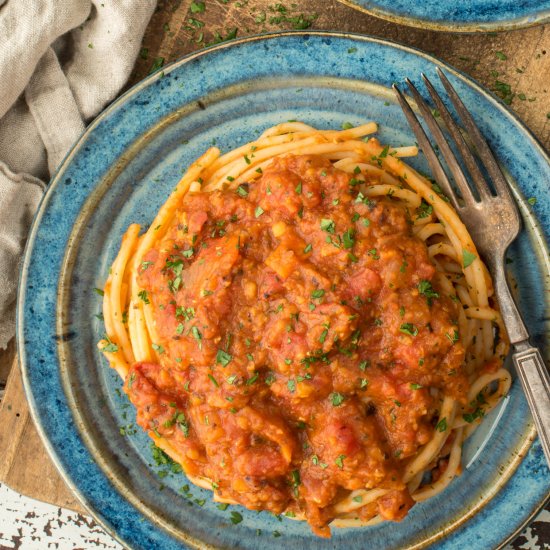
[
  {"xmin": 329, "ymin": 392, "xmax": 345, "ymax": 406},
  {"xmin": 230, "ymin": 511, "xmax": 243, "ymax": 524},
  {"xmin": 436, "ymin": 417, "xmax": 447, "ymax": 432},
  {"xmin": 216, "ymin": 349, "xmax": 233, "ymax": 367},
  {"xmin": 335, "ymin": 454, "xmax": 346, "ymax": 469},
  {"xmin": 400, "ymin": 323, "xmax": 418, "ymax": 337},
  {"xmin": 320, "ymin": 218, "xmax": 335, "ymax": 234},
  {"xmin": 138, "ymin": 290, "xmax": 151, "ymax": 304},
  {"xmin": 342, "ymin": 229, "xmax": 355, "ymax": 249},
  {"xmin": 191, "ymin": 326, "xmax": 202, "ymax": 347},
  {"xmin": 463, "ymin": 249, "xmax": 477, "ymax": 268},
  {"xmin": 254, "ymin": 206, "xmax": 264, "ymax": 218},
  {"xmin": 236, "ymin": 185, "xmax": 248, "ymax": 197},
  {"xmin": 148, "ymin": 57, "xmax": 165, "ymax": 75},
  {"xmin": 190, "ymin": 1, "xmax": 205, "ymax": 13},
  {"xmin": 152, "ymin": 343, "xmax": 165, "ymax": 354},
  {"xmin": 418, "ymin": 280, "xmax": 440, "ymax": 304}
]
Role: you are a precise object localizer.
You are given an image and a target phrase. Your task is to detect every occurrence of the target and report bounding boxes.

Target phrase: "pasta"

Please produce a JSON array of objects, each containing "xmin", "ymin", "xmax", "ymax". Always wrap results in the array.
[{"xmin": 98, "ymin": 122, "xmax": 510, "ymax": 536}]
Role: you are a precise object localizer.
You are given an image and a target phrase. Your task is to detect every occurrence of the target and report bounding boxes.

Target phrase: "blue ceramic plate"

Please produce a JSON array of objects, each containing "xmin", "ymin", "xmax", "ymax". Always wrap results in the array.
[
  {"xmin": 18, "ymin": 32, "xmax": 550, "ymax": 550},
  {"xmin": 337, "ymin": 0, "xmax": 550, "ymax": 32}
]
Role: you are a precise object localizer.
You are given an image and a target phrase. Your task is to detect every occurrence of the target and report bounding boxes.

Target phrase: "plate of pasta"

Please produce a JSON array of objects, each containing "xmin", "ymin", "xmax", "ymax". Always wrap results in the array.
[
  {"xmin": 336, "ymin": 0, "xmax": 550, "ymax": 32},
  {"xmin": 18, "ymin": 32, "xmax": 550, "ymax": 550}
]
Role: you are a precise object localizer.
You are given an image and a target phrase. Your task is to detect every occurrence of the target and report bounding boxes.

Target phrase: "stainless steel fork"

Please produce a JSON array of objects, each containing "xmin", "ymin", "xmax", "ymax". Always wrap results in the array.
[{"xmin": 393, "ymin": 68, "xmax": 550, "ymax": 466}]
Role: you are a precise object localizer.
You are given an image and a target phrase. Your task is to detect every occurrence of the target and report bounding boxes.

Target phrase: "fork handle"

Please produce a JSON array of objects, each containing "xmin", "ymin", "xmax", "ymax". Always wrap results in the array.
[{"xmin": 513, "ymin": 342, "xmax": 550, "ymax": 466}]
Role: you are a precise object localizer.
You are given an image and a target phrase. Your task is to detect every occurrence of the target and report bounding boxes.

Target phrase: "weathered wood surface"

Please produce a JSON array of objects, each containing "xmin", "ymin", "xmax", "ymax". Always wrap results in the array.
[{"xmin": 0, "ymin": 0, "xmax": 548, "ymax": 529}]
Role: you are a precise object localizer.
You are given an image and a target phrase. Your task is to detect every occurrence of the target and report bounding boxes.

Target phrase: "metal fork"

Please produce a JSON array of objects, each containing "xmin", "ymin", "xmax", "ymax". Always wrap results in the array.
[{"xmin": 393, "ymin": 68, "xmax": 550, "ymax": 466}]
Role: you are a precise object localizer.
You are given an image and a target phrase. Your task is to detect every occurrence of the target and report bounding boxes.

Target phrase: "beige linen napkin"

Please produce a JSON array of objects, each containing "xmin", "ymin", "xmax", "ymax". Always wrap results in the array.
[{"xmin": 0, "ymin": 0, "xmax": 156, "ymax": 348}]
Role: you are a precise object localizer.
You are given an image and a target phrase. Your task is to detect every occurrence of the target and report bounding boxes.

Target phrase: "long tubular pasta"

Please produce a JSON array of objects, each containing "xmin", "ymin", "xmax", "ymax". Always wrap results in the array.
[
  {"xmin": 415, "ymin": 223, "xmax": 446, "ymax": 241},
  {"xmin": 412, "ymin": 428, "xmax": 464, "ymax": 501},
  {"xmin": 404, "ymin": 396, "xmax": 457, "ymax": 483},
  {"xmin": 97, "ymin": 123, "xmax": 510, "ymax": 534},
  {"xmin": 362, "ymin": 184, "xmax": 421, "ymax": 208},
  {"xmin": 107, "ymin": 224, "xmax": 140, "ymax": 364},
  {"xmin": 333, "ymin": 488, "xmax": 389, "ymax": 514},
  {"xmin": 389, "ymin": 145, "xmax": 419, "ymax": 157}
]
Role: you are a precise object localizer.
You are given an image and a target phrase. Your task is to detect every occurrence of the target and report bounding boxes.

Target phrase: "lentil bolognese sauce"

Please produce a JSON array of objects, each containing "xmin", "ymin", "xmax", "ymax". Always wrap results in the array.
[{"xmin": 99, "ymin": 122, "xmax": 511, "ymax": 537}]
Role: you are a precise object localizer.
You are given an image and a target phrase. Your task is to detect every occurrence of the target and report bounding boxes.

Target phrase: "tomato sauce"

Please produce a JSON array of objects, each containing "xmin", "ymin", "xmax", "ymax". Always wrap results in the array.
[{"xmin": 127, "ymin": 155, "xmax": 468, "ymax": 536}]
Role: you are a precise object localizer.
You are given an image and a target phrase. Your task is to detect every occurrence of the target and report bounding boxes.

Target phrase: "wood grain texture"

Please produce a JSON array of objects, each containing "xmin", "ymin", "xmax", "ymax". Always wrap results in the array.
[
  {"xmin": 0, "ymin": 0, "xmax": 547, "ymax": 526},
  {"xmin": 0, "ymin": 358, "xmax": 85, "ymax": 514}
]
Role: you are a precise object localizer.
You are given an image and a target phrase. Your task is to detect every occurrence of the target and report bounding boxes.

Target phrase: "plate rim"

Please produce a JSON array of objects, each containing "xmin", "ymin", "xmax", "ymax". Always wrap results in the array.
[
  {"xmin": 335, "ymin": 0, "xmax": 550, "ymax": 32},
  {"xmin": 17, "ymin": 30, "xmax": 550, "ymax": 550}
]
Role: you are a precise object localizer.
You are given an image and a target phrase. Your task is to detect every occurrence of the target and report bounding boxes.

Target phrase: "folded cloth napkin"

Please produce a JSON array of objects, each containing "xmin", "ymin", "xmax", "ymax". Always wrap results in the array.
[{"xmin": 0, "ymin": 0, "xmax": 156, "ymax": 348}]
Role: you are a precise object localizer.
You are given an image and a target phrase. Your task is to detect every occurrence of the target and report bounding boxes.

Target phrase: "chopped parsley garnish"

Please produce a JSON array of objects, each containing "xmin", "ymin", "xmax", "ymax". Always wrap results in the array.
[
  {"xmin": 446, "ymin": 329, "xmax": 459, "ymax": 344},
  {"xmin": 93, "ymin": 287, "xmax": 105, "ymax": 296},
  {"xmin": 431, "ymin": 183, "xmax": 450, "ymax": 202},
  {"xmin": 463, "ymin": 407, "xmax": 485, "ymax": 423},
  {"xmin": 410, "ymin": 383, "xmax": 423, "ymax": 390},
  {"xmin": 335, "ymin": 454, "xmax": 346, "ymax": 469},
  {"xmin": 141, "ymin": 261, "xmax": 153, "ymax": 271},
  {"xmin": 416, "ymin": 199, "xmax": 433, "ymax": 219},
  {"xmin": 152, "ymin": 343, "xmax": 165, "ymax": 354},
  {"xmin": 191, "ymin": 326, "xmax": 202, "ymax": 348},
  {"xmin": 254, "ymin": 206, "xmax": 264, "ymax": 218},
  {"xmin": 463, "ymin": 249, "xmax": 477, "ymax": 268},
  {"xmin": 320, "ymin": 218, "xmax": 335, "ymax": 233},
  {"xmin": 311, "ymin": 289, "xmax": 325, "ymax": 299},
  {"xmin": 368, "ymin": 248, "xmax": 380, "ymax": 260},
  {"xmin": 216, "ymin": 349, "xmax": 232, "ymax": 366},
  {"xmin": 341, "ymin": 121, "xmax": 354, "ymax": 130},
  {"xmin": 230, "ymin": 511, "xmax": 243, "ymax": 524},
  {"xmin": 101, "ymin": 336, "xmax": 118, "ymax": 353},
  {"xmin": 175, "ymin": 413, "xmax": 190, "ymax": 437},
  {"xmin": 246, "ymin": 372, "xmax": 259, "ymax": 385},
  {"xmin": 138, "ymin": 290, "xmax": 150, "ymax": 304},
  {"xmin": 290, "ymin": 470, "xmax": 301, "ymax": 495},
  {"xmin": 342, "ymin": 229, "xmax": 355, "ymax": 249},
  {"xmin": 295, "ymin": 182, "xmax": 302, "ymax": 194},
  {"xmin": 236, "ymin": 185, "xmax": 248, "ymax": 197},
  {"xmin": 303, "ymin": 243, "xmax": 312, "ymax": 254},
  {"xmin": 329, "ymin": 392, "xmax": 345, "ymax": 406},
  {"xmin": 190, "ymin": 1, "xmax": 205, "ymax": 12},
  {"xmin": 287, "ymin": 379, "xmax": 296, "ymax": 393},
  {"xmin": 418, "ymin": 280, "xmax": 440, "ymax": 305},
  {"xmin": 208, "ymin": 374, "xmax": 219, "ymax": 387},
  {"xmin": 400, "ymin": 323, "xmax": 418, "ymax": 337},
  {"xmin": 436, "ymin": 418, "xmax": 447, "ymax": 432}
]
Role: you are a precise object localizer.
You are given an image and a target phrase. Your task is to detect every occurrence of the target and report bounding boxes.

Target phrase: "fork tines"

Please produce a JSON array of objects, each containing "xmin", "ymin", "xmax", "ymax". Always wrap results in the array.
[{"xmin": 392, "ymin": 69, "xmax": 514, "ymax": 210}]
